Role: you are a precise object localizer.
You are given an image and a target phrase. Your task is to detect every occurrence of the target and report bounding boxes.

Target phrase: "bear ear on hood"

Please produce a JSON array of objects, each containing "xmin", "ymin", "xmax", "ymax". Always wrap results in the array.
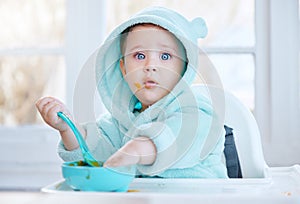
[{"xmin": 190, "ymin": 17, "xmax": 208, "ymax": 39}]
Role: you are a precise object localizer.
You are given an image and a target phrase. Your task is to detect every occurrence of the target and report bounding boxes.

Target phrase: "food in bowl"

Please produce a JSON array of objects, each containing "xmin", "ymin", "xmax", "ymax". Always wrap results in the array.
[
  {"xmin": 62, "ymin": 161, "xmax": 135, "ymax": 192},
  {"xmin": 67, "ymin": 160, "xmax": 97, "ymax": 167}
]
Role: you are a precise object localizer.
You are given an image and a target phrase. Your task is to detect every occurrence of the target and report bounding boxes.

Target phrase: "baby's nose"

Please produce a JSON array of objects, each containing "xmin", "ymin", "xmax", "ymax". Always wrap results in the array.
[{"xmin": 143, "ymin": 66, "xmax": 158, "ymax": 73}]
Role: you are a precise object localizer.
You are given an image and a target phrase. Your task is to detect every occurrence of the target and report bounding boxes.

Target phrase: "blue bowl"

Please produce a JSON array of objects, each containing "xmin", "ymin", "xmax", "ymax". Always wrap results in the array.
[{"xmin": 62, "ymin": 161, "xmax": 136, "ymax": 192}]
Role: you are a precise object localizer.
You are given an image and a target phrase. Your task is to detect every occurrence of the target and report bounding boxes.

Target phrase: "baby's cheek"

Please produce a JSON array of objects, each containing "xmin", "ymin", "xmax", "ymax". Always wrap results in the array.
[
  {"xmin": 128, "ymin": 82, "xmax": 142, "ymax": 94},
  {"xmin": 134, "ymin": 82, "xmax": 142, "ymax": 90}
]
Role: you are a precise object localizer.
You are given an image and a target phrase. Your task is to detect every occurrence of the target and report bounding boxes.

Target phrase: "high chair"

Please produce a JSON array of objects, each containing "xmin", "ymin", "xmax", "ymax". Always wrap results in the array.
[{"xmin": 192, "ymin": 84, "xmax": 268, "ymax": 178}]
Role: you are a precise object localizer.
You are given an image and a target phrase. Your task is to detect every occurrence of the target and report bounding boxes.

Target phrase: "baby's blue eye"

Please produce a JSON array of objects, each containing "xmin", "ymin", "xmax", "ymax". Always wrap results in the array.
[
  {"xmin": 161, "ymin": 53, "xmax": 171, "ymax": 60},
  {"xmin": 135, "ymin": 53, "xmax": 145, "ymax": 60}
]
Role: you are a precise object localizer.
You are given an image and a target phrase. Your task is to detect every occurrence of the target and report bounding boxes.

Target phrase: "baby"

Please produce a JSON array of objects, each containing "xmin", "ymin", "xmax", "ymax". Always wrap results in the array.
[{"xmin": 36, "ymin": 7, "xmax": 228, "ymax": 178}]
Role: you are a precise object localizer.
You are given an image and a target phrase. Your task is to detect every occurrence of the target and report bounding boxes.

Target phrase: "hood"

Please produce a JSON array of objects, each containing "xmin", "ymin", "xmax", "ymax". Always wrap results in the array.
[{"xmin": 95, "ymin": 6, "xmax": 208, "ymax": 116}]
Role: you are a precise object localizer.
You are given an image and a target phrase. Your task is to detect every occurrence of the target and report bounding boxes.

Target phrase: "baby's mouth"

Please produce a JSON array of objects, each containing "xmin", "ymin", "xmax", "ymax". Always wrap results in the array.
[{"xmin": 144, "ymin": 80, "xmax": 158, "ymax": 89}]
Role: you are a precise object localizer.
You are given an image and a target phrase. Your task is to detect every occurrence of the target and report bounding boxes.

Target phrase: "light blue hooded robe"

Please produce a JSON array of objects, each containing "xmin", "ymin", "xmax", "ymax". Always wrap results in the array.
[{"xmin": 58, "ymin": 7, "xmax": 227, "ymax": 178}]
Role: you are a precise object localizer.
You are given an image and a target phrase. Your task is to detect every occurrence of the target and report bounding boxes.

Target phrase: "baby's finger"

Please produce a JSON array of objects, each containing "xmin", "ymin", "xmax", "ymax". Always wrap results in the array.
[
  {"xmin": 35, "ymin": 97, "xmax": 54, "ymax": 112},
  {"xmin": 104, "ymin": 151, "xmax": 138, "ymax": 168},
  {"xmin": 47, "ymin": 105, "xmax": 69, "ymax": 129},
  {"xmin": 52, "ymin": 98, "xmax": 65, "ymax": 106},
  {"xmin": 41, "ymin": 100, "xmax": 60, "ymax": 116},
  {"xmin": 104, "ymin": 155, "xmax": 123, "ymax": 167},
  {"xmin": 47, "ymin": 103, "xmax": 64, "ymax": 120},
  {"xmin": 49, "ymin": 98, "xmax": 71, "ymax": 116}
]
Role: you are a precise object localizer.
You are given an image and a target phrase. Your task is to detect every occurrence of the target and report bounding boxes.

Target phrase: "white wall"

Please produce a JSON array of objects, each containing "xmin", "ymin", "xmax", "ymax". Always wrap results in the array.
[{"xmin": 255, "ymin": 0, "xmax": 300, "ymax": 167}]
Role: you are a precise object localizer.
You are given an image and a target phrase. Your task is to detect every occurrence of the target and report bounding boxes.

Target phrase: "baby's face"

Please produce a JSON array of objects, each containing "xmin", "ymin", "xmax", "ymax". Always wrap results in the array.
[{"xmin": 120, "ymin": 24, "xmax": 186, "ymax": 109}]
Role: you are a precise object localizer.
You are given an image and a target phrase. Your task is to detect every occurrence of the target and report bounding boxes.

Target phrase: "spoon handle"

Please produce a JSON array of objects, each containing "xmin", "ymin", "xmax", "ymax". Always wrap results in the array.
[
  {"xmin": 57, "ymin": 112, "xmax": 102, "ymax": 167},
  {"xmin": 57, "ymin": 112, "xmax": 87, "ymax": 150}
]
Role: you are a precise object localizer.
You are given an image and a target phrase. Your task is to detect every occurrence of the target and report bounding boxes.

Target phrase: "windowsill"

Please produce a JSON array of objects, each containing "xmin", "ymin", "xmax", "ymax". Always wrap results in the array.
[{"xmin": 0, "ymin": 125, "xmax": 63, "ymax": 189}]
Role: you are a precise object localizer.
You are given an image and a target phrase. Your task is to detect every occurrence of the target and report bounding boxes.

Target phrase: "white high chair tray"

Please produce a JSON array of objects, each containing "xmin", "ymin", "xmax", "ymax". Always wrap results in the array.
[{"xmin": 42, "ymin": 165, "xmax": 300, "ymax": 197}]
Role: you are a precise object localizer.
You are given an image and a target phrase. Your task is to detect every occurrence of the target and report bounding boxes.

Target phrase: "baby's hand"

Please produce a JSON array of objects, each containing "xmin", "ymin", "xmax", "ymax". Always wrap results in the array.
[
  {"xmin": 35, "ymin": 97, "xmax": 72, "ymax": 132},
  {"xmin": 104, "ymin": 137, "xmax": 156, "ymax": 167}
]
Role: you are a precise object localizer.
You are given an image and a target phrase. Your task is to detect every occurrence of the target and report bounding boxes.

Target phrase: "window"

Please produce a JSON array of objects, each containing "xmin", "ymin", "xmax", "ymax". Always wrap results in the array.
[
  {"xmin": 0, "ymin": 0, "xmax": 66, "ymax": 126},
  {"xmin": 0, "ymin": 0, "xmax": 107, "ymax": 190}
]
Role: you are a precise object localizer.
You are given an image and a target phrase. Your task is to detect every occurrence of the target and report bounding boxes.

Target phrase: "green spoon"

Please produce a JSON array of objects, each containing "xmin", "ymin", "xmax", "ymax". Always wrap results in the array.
[{"xmin": 57, "ymin": 111, "xmax": 103, "ymax": 167}]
